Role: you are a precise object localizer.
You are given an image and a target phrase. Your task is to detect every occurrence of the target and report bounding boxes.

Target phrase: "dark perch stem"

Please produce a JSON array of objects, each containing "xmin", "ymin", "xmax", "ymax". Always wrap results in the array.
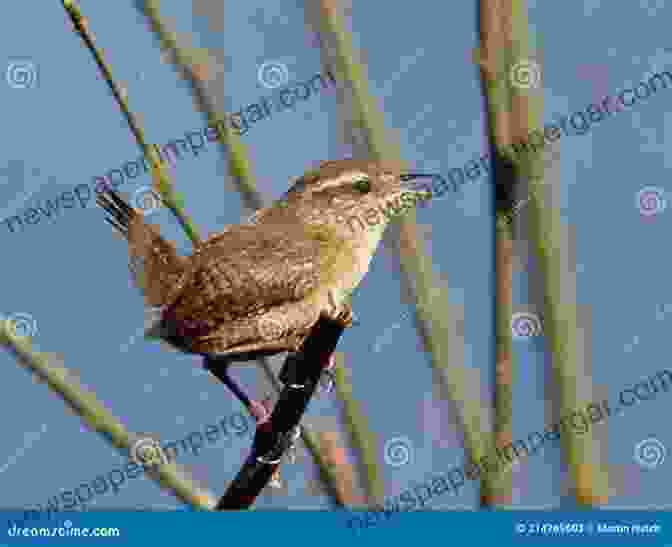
[{"xmin": 216, "ymin": 318, "xmax": 344, "ymax": 509}]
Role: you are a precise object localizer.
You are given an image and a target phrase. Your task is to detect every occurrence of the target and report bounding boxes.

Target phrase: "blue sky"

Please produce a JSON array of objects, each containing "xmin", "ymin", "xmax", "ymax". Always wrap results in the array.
[{"xmin": 1, "ymin": 0, "xmax": 671, "ymax": 512}]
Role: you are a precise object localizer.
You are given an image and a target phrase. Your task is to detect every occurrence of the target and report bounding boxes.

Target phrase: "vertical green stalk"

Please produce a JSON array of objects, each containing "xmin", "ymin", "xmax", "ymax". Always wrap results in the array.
[
  {"xmin": 306, "ymin": 0, "xmax": 494, "ymax": 503},
  {"xmin": 0, "ymin": 323, "xmax": 215, "ymax": 509},
  {"xmin": 61, "ymin": 0, "xmax": 201, "ymax": 245},
  {"xmin": 503, "ymin": 0, "xmax": 609, "ymax": 504},
  {"xmin": 137, "ymin": 0, "xmax": 264, "ymax": 213},
  {"xmin": 478, "ymin": 0, "xmax": 516, "ymax": 507}
]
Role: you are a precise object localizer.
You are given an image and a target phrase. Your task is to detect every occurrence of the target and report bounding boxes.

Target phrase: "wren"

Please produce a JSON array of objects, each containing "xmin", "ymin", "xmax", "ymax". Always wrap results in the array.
[{"xmin": 97, "ymin": 159, "xmax": 433, "ymax": 422}]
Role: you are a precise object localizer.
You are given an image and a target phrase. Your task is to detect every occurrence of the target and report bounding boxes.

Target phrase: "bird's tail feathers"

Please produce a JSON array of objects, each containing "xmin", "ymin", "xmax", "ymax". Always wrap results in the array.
[
  {"xmin": 97, "ymin": 189, "xmax": 188, "ymax": 308},
  {"xmin": 96, "ymin": 189, "xmax": 135, "ymax": 238}
]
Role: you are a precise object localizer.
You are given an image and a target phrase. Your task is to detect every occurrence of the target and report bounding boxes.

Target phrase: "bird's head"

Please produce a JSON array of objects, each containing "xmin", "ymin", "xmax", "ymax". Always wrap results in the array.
[{"xmin": 252, "ymin": 160, "xmax": 446, "ymax": 241}]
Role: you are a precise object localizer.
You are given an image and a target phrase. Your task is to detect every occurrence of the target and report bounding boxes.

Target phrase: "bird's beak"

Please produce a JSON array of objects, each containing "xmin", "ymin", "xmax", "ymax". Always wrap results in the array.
[{"xmin": 399, "ymin": 173, "xmax": 451, "ymax": 202}]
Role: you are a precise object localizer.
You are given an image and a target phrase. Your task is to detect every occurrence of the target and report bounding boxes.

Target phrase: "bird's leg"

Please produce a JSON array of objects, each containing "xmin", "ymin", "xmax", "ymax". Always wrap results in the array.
[
  {"xmin": 309, "ymin": 292, "xmax": 353, "ymax": 394},
  {"xmin": 203, "ymin": 356, "xmax": 271, "ymax": 424},
  {"xmin": 318, "ymin": 353, "xmax": 337, "ymax": 393}
]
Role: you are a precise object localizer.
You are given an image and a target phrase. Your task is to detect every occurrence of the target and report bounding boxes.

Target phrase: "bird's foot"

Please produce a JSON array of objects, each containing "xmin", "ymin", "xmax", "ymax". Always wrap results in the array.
[
  {"xmin": 326, "ymin": 292, "xmax": 360, "ymax": 328},
  {"xmin": 333, "ymin": 306, "xmax": 359, "ymax": 328}
]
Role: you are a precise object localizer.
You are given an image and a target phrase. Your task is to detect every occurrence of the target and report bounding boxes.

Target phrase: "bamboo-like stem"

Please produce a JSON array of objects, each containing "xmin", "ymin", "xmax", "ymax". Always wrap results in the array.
[
  {"xmin": 478, "ymin": 0, "xmax": 516, "ymax": 507},
  {"xmin": 306, "ymin": 0, "xmax": 495, "ymax": 502},
  {"xmin": 333, "ymin": 353, "xmax": 385, "ymax": 503},
  {"xmin": 503, "ymin": 0, "xmax": 609, "ymax": 504},
  {"xmin": 135, "ymin": 0, "xmax": 357, "ymax": 506},
  {"xmin": 0, "ymin": 322, "xmax": 215, "ymax": 509},
  {"xmin": 61, "ymin": 0, "xmax": 201, "ymax": 246}
]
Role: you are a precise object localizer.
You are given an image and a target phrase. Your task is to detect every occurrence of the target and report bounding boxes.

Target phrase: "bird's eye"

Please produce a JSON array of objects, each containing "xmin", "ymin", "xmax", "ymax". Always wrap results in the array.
[{"xmin": 352, "ymin": 177, "xmax": 371, "ymax": 193}]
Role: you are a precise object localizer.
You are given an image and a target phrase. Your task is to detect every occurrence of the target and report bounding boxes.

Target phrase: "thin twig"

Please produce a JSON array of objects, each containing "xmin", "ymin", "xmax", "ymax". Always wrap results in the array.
[{"xmin": 61, "ymin": 0, "xmax": 201, "ymax": 245}]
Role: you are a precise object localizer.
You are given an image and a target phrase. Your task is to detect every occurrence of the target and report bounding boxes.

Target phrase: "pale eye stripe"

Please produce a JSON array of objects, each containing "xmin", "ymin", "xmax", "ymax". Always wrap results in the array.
[{"xmin": 315, "ymin": 171, "xmax": 369, "ymax": 191}]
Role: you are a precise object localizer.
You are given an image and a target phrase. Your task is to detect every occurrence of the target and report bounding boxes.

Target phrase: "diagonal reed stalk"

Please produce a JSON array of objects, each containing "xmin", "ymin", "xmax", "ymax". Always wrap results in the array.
[
  {"xmin": 305, "ymin": 0, "xmax": 495, "ymax": 503},
  {"xmin": 478, "ymin": 0, "xmax": 516, "ymax": 507},
  {"xmin": 61, "ymin": 0, "xmax": 201, "ymax": 245},
  {"xmin": 498, "ymin": 0, "xmax": 610, "ymax": 504},
  {"xmin": 136, "ymin": 0, "xmax": 263, "ymax": 213},
  {"xmin": 0, "ymin": 322, "xmax": 216, "ymax": 509},
  {"xmin": 135, "ymin": 0, "xmax": 372, "ymax": 507}
]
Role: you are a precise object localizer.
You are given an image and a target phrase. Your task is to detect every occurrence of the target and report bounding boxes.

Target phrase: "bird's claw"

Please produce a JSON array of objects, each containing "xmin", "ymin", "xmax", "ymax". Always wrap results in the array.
[
  {"xmin": 326, "ymin": 292, "xmax": 359, "ymax": 328},
  {"xmin": 334, "ymin": 308, "xmax": 358, "ymax": 328}
]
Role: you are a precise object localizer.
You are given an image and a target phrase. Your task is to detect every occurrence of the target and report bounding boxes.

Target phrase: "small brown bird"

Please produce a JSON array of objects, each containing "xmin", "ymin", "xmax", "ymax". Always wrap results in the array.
[{"xmin": 97, "ymin": 159, "xmax": 433, "ymax": 422}]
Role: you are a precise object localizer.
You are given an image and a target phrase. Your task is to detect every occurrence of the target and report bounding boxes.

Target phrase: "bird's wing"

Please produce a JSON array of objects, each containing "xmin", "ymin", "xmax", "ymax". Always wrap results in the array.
[{"xmin": 166, "ymin": 222, "xmax": 352, "ymax": 323}]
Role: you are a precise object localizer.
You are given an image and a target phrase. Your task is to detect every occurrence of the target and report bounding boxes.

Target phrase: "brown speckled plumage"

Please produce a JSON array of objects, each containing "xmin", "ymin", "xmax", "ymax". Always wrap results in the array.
[{"xmin": 97, "ymin": 159, "xmax": 427, "ymax": 363}]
